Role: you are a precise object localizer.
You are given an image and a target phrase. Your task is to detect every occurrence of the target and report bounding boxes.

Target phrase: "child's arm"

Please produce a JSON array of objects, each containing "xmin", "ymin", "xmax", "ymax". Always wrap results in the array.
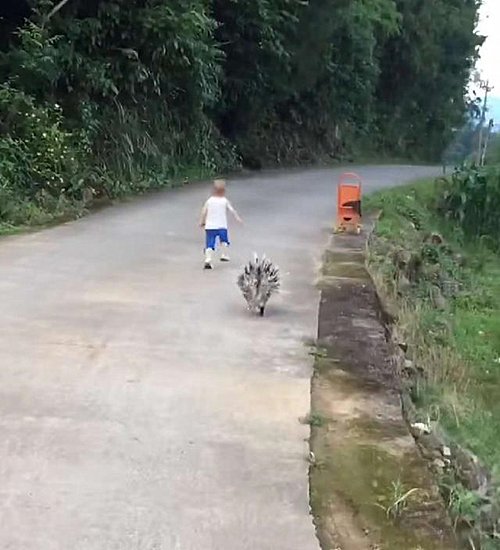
[
  {"xmin": 199, "ymin": 202, "xmax": 208, "ymax": 227},
  {"xmin": 227, "ymin": 201, "xmax": 243, "ymax": 224}
]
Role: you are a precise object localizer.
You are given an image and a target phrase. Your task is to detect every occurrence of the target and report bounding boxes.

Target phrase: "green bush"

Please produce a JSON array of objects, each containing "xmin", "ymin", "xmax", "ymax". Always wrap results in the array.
[
  {"xmin": 0, "ymin": 84, "xmax": 91, "ymax": 226},
  {"xmin": 485, "ymin": 134, "xmax": 500, "ymax": 165},
  {"xmin": 439, "ymin": 165, "xmax": 500, "ymax": 248}
]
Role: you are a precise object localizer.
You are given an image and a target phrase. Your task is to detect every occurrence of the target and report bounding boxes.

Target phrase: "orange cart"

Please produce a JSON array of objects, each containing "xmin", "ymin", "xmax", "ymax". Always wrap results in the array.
[{"xmin": 336, "ymin": 172, "xmax": 362, "ymax": 234}]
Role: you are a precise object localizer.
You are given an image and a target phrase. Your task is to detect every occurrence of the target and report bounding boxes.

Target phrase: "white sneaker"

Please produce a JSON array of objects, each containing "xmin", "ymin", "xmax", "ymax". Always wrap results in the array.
[
  {"xmin": 204, "ymin": 249, "xmax": 213, "ymax": 270},
  {"xmin": 220, "ymin": 244, "xmax": 230, "ymax": 262}
]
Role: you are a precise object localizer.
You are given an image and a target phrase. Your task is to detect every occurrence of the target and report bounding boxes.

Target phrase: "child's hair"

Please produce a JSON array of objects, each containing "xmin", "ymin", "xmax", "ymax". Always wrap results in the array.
[{"xmin": 213, "ymin": 179, "xmax": 226, "ymax": 194}]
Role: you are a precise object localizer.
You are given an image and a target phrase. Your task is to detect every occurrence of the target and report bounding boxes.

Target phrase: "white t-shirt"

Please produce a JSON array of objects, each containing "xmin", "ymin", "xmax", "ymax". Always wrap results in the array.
[{"xmin": 204, "ymin": 196, "xmax": 233, "ymax": 229}]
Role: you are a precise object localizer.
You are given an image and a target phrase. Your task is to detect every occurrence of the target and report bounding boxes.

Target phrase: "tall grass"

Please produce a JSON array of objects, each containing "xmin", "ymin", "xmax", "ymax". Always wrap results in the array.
[
  {"xmin": 92, "ymin": 100, "xmax": 238, "ymax": 197},
  {"xmin": 367, "ymin": 180, "xmax": 500, "ymax": 470},
  {"xmin": 367, "ymin": 179, "xmax": 500, "ymax": 543},
  {"xmin": 439, "ymin": 165, "xmax": 500, "ymax": 247}
]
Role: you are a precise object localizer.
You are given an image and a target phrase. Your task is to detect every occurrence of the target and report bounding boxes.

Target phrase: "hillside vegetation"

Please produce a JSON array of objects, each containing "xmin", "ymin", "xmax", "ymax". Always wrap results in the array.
[
  {"xmin": 367, "ymin": 164, "xmax": 500, "ymax": 546},
  {"xmin": 0, "ymin": 0, "xmax": 481, "ymax": 229}
]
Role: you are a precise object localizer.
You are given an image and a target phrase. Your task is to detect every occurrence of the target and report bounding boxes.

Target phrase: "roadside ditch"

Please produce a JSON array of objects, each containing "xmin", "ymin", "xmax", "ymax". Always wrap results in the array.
[{"xmin": 309, "ymin": 219, "xmax": 457, "ymax": 550}]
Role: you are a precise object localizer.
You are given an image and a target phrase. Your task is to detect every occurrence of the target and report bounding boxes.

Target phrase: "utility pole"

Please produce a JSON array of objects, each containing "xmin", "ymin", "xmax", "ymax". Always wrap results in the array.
[{"xmin": 476, "ymin": 79, "xmax": 493, "ymax": 165}]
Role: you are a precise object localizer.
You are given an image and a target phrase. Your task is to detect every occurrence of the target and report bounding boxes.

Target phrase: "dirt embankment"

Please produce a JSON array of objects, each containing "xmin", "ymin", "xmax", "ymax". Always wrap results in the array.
[{"xmin": 310, "ymin": 223, "xmax": 456, "ymax": 550}]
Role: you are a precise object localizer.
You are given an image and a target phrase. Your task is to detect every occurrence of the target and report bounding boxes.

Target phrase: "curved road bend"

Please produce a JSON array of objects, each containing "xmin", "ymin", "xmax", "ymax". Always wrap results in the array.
[{"xmin": 0, "ymin": 166, "xmax": 439, "ymax": 550}]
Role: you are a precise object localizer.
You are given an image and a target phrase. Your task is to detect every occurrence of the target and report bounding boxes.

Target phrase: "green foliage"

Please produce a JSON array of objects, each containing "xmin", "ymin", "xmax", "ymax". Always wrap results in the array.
[
  {"xmin": 219, "ymin": 0, "xmax": 403, "ymax": 165},
  {"xmin": 439, "ymin": 165, "xmax": 500, "ymax": 247},
  {"xmin": 0, "ymin": 0, "xmax": 484, "ymax": 227},
  {"xmin": 448, "ymin": 483, "xmax": 483, "ymax": 528},
  {"xmin": 368, "ymin": 179, "xmax": 500, "ymax": 545},
  {"xmin": 0, "ymin": 84, "xmax": 91, "ymax": 226},
  {"xmin": 375, "ymin": 481, "xmax": 421, "ymax": 520},
  {"xmin": 304, "ymin": 412, "xmax": 327, "ymax": 428},
  {"xmin": 1, "ymin": 22, "xmax": 62, "ymax": 98},
  {"xmin": 50, "ymin": 0, "xmax": 222, "ymax": 106},
  {"xmin": 376, "ymin": 0, "xmax": 482, "ymax": 159},
  {"xmin": 485, "ymin": 133, "xmax": 500, "ymax": 165},
  {"xmin": 44, "ymin": 0, "xmax": 234, "ymax": 185}
]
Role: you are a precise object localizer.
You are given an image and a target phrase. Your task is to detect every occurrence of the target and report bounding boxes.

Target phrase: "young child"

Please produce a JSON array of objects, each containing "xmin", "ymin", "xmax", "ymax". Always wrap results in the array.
[{"xmin": 199, "ymin": 179, "xmax": 242, "ymax": 269}]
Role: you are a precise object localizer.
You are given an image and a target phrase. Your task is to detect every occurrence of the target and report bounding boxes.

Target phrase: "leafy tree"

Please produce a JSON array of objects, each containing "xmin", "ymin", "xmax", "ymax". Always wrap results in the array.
[
  {"xmin": 213, "ymin": 0, "xmax": 300, "ymax": 138},
  {"xmin": 0, "ymin": 0, "xmax": 485, "ymax": 226},
  {"xmin": 376, "ymin": 0, "xmax": 482, "ymax": 158}
]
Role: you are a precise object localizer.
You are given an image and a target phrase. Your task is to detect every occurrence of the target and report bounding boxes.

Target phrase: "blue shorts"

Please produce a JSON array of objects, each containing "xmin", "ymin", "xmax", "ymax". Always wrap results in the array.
[{"xmin": 205, "ymin": 228, "xmax": 230, "ymax": 250}]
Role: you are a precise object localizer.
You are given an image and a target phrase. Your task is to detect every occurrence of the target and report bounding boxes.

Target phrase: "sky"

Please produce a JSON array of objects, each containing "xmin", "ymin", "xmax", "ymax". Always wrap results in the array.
[{"xmin": 477, "ymin": 0, "xmax": 500, "ymax": 94}]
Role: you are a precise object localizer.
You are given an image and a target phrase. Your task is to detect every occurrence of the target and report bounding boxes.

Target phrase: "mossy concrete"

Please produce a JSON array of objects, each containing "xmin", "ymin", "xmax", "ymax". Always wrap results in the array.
[{"xmin": 310, "ymin": 224, "xmax": 456, "ymax": 549}]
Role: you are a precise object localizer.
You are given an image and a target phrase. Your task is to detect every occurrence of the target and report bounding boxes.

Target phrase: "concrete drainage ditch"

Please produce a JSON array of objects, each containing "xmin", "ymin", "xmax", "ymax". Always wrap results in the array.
[{"xmin": 309, "ymin": 218, "xmax": 456, "ymax": 550}]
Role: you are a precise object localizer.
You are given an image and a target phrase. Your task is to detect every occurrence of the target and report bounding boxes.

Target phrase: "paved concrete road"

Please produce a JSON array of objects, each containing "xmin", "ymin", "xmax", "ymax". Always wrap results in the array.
[{"xmin": 0, "ymin": 166, "xmax": 438, "ymax": 550}]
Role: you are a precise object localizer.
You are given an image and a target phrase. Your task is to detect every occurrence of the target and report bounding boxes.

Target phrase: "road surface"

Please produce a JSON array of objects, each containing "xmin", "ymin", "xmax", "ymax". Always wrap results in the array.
[{"xmin": 0, "ymin": 166, "xmax": 438, "ymax": 550}]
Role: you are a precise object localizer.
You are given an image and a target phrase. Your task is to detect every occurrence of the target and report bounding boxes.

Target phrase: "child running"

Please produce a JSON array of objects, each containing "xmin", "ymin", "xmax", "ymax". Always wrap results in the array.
[{"xmin": 199, "ymin": 179, "xmax": 242, "ymax": 270}]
